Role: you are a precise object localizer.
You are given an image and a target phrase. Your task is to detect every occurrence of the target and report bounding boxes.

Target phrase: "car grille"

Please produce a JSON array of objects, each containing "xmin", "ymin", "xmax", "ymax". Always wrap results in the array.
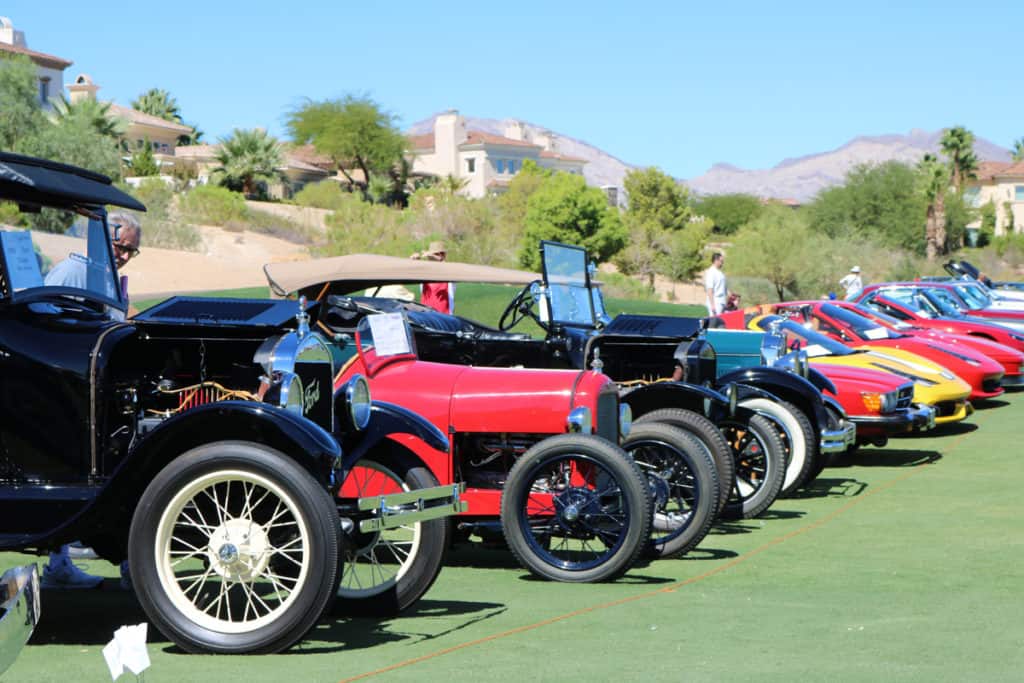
[
  {"xmin": 895, "ymin": 384, "xmax": 914, "ymax": 410},
  {"xmin": 596, "ymin": 389, "xmax": 619, "ymax": 442},
  {"xmin": 982, "ymin": 377, "xmax": 1002, "ymax": 393},
  {"xmin": 934, "ymin": 400, "xmax": 962, "ymax": 417}
]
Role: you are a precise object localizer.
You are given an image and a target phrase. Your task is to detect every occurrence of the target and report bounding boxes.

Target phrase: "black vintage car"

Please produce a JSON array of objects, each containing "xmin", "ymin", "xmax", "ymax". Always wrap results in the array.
[
  {"xmin": 265, "ymin": 243, "xmax": 855, "ymax": 519},
  {"xmin": 0, "ymin": 152, "xmax": 464, "ymax": 654}
]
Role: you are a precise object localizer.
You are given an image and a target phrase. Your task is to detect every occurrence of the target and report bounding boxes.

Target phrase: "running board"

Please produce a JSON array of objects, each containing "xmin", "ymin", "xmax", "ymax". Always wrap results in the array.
[{"xmin": 357, "ymin": 483, "xmax": 467, "ymax": 532}]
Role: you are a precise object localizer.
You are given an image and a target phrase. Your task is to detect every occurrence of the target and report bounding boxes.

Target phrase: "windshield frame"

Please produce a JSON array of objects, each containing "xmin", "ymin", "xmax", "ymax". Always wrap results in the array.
[
  {"xmin": 0, "ymin": 206, "xmax": 126, "ymax": 312},
  {"xmin": 539, "ymin": 240, "xmax": 598, "ymax": 328},
  {"xmin": 820, "ymin": 303, "xmax": 901, "ymax": 340},
  {"xmin": 755, "ymin": 315, "xmax": 855, "ymax": 356}
]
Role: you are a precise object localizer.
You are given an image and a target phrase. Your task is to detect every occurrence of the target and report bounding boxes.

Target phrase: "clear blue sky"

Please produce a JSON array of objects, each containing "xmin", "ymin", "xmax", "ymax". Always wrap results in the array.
[{"xmin": 6, "ymin": 1, "xmax": 1022, "ymax": 178}]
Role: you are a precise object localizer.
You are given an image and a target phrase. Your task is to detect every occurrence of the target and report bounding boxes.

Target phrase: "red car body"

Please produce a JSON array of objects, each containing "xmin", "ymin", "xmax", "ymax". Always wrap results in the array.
[
  {"xmin": 849, "ymin": 303, "xmax": 1024, "ymax": 387},
  {"xmin": 860, "ymin": 282, "xmax": 1024, "ymax": 326},
  {"xmin": 333, "ymin": 329, "xmax": 620, "ymax": 520},
  {"xmin": 855, "ymin": 287, "xmax": 1024, "ymax": 355},
  {"xmin": 769, "ymin": 301, "xmax": 1006, "ymax": 399}
]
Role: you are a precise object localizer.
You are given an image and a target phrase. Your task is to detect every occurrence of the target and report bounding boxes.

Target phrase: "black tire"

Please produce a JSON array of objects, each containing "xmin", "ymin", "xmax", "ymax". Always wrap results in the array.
[
  {"xmin": 634, "ymin": 408, "xmax": 734, "ymax": 516},
  {"xmin": 623, "ymin": 423, "xmax": 720, "ymax": 559},
  {"xmin": 739, "ymin": 399, "xmax": 818, "ymax": 497},
  {"xmin": 128, "ymin": 441, "xmax": 341, "ymax": 654},
  {"xmin": 500, "ymin": 434, "xmax": 651, "ymax": 582},
  {"xmin": 333, "ymin": 447, "xmax": 448, "ymax": 617},
  {"xmin": 718, "ymin": 410, "xmax": 787, "ymax": 520}
]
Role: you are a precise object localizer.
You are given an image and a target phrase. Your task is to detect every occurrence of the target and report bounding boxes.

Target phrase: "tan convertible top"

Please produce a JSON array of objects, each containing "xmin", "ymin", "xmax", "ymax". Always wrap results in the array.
[{"xmin": 263, "ymin": 253, "xmax": 540, "ymax": 299}]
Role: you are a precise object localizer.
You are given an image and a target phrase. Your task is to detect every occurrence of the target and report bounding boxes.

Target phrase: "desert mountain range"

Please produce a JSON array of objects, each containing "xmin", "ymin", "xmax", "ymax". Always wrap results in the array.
[{"xmin": 409, "ymin": 115, "xmax": 1012, "ymax": 203}]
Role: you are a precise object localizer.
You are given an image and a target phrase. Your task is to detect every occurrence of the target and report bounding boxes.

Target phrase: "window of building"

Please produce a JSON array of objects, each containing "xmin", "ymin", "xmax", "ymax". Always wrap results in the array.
[
  {"xmin": 1016, "ymin": 185, "xmax": 1024, "ymax": 202},
  {"xmin": 508, "ymin": 160, "xmax": 516, "ymax": 174},
  {"xmin": 963, "ymin": 186, "xmax": 981, "ymax": 207},
  {"xmin": 496, "ymin": 159, "xmax": 505, "ymax": 174},
  {"xmin": 466, "ymin": 158, "xmax": 475, "ymax": 174},
  {"xmin": 38, "ymin": 77, "xmax": 50, "ymax": 104}
]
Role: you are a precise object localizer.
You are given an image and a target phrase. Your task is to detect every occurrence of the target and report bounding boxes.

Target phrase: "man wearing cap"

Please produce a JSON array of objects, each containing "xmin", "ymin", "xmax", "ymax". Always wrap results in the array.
[
  {"xmin": 411, "ymin": 241, "xmax": 455, "ymax": 314},
  {"xmin": 839, "ymin": 265, "xmax": 863, "ymax": 301}
]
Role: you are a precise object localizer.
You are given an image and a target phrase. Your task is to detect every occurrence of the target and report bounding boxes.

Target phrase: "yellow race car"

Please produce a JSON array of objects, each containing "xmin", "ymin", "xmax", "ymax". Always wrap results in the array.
[{"xmin": 750, "ymin": 315, "xmax": 972, "ymax": 424}]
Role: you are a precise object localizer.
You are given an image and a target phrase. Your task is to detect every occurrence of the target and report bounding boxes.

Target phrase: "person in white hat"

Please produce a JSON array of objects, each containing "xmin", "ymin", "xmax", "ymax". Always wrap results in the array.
[
  {"xmin": 411, "ymin": 241, "xmax": 455, "ymax": 313},
  {"xmin": 839, "ymin": 265, "xmax": 863, "ymax": 301}
]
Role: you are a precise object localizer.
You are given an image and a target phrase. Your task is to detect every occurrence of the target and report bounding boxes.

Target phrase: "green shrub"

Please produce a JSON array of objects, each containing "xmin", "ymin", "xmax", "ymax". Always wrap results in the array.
[
  {"xmin": 179, "ymin": 185, "xmax": 249, "ymax": 226},
  {"xmin": 114, "ymin": 179, "xmax": 201, "ymax": 251},
  {"xmin": 248, "ymin": 208, "xmax": 320, "ymax": 245},
  {"xmin": 321, "ymin": 194, "xmax": 412, "ymax": 257},
  {"xmin": 0, "ymin": 201, "xmax": 24, "ymax": 227},
  {"xmin": 291, "ymin": 181, "xmax": 351, "ymax": 210}
]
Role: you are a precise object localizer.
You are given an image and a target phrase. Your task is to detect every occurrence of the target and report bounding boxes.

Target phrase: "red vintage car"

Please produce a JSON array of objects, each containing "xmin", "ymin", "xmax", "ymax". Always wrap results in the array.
[
  {"xmin": 768, "ymin": 301, "xmax": 1006, "ymax": 399},
  {"xmin": 326, "ymin": 310, "xmax": 719, "ymax": 605},
  {"xmin": 855, "ymin": 286, "xmax": 1024, "ymax": 355},
  {"xmin": 849, "ymin": 303, "xmax": 1024, "ymax": 388}
]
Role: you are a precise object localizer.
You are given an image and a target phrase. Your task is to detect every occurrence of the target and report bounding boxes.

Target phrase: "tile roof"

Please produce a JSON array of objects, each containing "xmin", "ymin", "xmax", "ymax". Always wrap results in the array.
[
  {"xmin": 461, "ymin": 131, "xmax": 540, "ymax": 149},
  {"xmin": 0, "ymin": 41, "xmax": 71, "ymax": 69},
  {"xmin": 287, "ymin": 144, "xmax": 334, "ymax": 169},
  {"xmin": 539, "ymin": 150, "xmax": 587, "ymax": 163},
  {"xmin": 408, "ymin": 133, "xmax": 435, "ymax": 151},
  {"xmin": 973, "ymin": 161, "xmax": 1024, "ymax": 181},
  {"xmin": 109, "ymin": 104, "xmax": 193, "ymax": 133}
]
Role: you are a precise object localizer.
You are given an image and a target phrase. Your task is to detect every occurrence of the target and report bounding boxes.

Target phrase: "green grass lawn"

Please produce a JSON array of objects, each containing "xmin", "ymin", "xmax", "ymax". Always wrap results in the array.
[{"xmin": 6, "ymin": 391, "xmax": 1024, "ymax": 682}]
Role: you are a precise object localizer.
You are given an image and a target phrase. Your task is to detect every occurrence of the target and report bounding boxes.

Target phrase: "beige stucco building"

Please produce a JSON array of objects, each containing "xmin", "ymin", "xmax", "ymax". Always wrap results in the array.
[
  {"xmin": 173, "ymin": 144, "xmax": 330, "ymax": 198},
  {"xmin": 0, "ymin": 16, "xmax": 71, "ymax": 110},
  {"xmin": 408, "ymin": 111, "xmax": 587, "ymax": 198},
  {"xmin": 965, "ymin": 161, "xmax": 1024, "ymax": 235}
]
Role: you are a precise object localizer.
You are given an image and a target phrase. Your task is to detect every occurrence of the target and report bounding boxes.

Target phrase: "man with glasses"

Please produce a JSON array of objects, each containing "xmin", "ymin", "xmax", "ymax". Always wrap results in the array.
[{"xmin": 41, "ymin": 212, "xmax": 141, "ymax": 589}]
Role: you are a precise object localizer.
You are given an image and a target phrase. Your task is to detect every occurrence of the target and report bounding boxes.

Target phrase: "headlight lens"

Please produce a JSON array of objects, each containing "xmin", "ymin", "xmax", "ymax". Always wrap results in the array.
[
  {"xmin": 619, "ymin": 403, "xmax": 632, "ymax": 438},
  {"xmin": 273, "ymin": 372, "xmax": 304, "ymax": 416},
  {"xmin": 567, "ymin": 406, "xmax": 593, "ymax": 434},
  {"xmin": 344, "ymin": 374, "xmax": 372, "ymax": 430}
]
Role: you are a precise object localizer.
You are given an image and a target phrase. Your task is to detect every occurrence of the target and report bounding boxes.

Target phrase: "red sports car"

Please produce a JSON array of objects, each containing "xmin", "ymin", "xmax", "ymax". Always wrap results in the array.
[
  {"xmin": 860, "ymin": 282, "xmax": 1024, "ymax": 332},
  {"xmin": 856, "ymin": 286, "xmax": 1024, "ymax": 354},
  {"xmin": 849, "ymin": 303, "xmax": 1024, "ymax": 388},
  {"xmin": 769, "ymin": 301, "xmax": 1006, "ymax": 399}
]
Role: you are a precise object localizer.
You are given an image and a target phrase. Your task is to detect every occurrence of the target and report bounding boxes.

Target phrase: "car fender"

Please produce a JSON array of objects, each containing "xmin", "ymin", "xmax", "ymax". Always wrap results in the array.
[
  {"xmin": 620, "ymin": 381, "xmax": 729, "ymax": 420},
  {"xmin": 716, "ymin": 366, "xmax": 827, "ymax": 431},
  {"xmin": 340, "ymin": 401, "xmax": 449, "ymax": 472}
]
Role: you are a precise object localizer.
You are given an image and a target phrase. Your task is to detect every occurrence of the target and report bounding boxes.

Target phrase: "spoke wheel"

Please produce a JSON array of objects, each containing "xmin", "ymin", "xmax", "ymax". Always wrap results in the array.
[
  {"xmin": 334, "ymin": 447, "xmax": 447, "ymax": 617},
  {"xmin": 624, "ymin": 423, "xmax": 720, "ymax": 559},
  {"xmin": 739, "ymin": 399, "xmax": 818, "ymax": 497},
  {"xmin": 130, "ymin": 442, "xmax": 340, "ymax": 654},
  {"xmin": 718, "ymin": 411, "xmax": 786, "ymax": 520},
  {"xmin": 501, "ymin": 434, "xmax": 651, "ymax": 583}
]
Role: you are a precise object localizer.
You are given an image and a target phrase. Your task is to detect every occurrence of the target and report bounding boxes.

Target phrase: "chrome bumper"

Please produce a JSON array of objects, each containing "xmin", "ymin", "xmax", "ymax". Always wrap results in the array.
[
  {"xmin": 820, "ymin": 419, "xmax": 857, "ymax": 453},
  {"xmin": 0, "ymin": 565, "xmax": 41, "ymax": 676},
  {"xmin": 358, "ymin": 483, "xmax": 468, "ymax": 533},
  {"xmin": 910, "ymin": 404, "xmax": 937, "ymax": 431}
]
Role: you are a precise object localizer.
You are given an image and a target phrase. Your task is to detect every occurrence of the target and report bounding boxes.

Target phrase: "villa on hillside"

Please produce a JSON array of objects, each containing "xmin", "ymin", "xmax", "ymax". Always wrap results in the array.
[
  {"xmin": 408, "ymin": 111, "xmax": 587, "ymax": 198},
  {"xmin": 0, "ymin": 16, "xmax": 71, "ymax": 110},
  {"xmin": 965, "ymin": 162, "xmax": 1024, "ymax": 236}
]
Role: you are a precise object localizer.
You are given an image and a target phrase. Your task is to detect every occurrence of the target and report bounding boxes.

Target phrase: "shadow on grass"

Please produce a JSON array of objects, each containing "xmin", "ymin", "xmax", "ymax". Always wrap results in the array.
[
  {"xmin": 973, "ymin": 398, "xmax": 1009, "ymax": 410},
  {"xmin": 674, "ymin": 546, "xmax": 739, "ymax": 561},
  {"xmin": 30, "ymin": 580, "xmax": 154, "ymax": 647},
  {"xmin": 896, "ymin": 422, "xmax": 978, "ymax": 438},
  {"xmin": 831, "ymin": 448, "xmax": 942, "ymax": 468}
]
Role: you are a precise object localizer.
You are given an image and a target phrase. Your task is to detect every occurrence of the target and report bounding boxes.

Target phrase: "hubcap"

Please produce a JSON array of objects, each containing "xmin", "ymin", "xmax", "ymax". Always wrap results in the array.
[{"xmin": 207, "ymin": 518, "xmax": 271, "ymax": 581}]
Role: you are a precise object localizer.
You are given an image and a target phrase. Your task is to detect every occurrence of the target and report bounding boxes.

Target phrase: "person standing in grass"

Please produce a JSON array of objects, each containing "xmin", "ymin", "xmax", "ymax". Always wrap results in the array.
[
  {"xmin": 839, "ymin": 265, "xmax": 863, "ymax": 301},
  {"xmin": 704, "ymin": 252, "xmax": 727, "ymax": 317},
  {"xmin": 411, "ymin": 241, "xmax": 455, "ymax": 314}
]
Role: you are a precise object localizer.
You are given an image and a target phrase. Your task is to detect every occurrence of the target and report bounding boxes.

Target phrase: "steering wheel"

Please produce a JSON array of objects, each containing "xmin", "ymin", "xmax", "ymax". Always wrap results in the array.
[{"xmin": 499, "ymin": 280, "xmax": 544, "ymax": 331}]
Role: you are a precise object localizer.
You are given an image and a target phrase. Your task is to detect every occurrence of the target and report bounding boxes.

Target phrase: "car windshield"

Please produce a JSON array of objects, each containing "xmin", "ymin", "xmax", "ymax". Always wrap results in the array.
[
  {"xmin": 820, "ymin": 303, "xmax": 901, "ymax": 340},
  {"xmin": 922, "ymin": 288, "xmax": 967, "ymax": 317},
  {"xmin": 853, "ymin": 303, "xmax": 914, "ymax": 330},
  {"xmin": 952, "ymin": 282, "xmax": 991, "ymax": 309},
  {"xmin": 541, "ymin": 241, "xmax": 595, "ymax": 326},
  {"xmin": 0, "ymin": 211, "xmax": 124, "ymax": 310},
  {"xmin": 755, "ymin": 315, "xmax": 854, "ymax": 357}
]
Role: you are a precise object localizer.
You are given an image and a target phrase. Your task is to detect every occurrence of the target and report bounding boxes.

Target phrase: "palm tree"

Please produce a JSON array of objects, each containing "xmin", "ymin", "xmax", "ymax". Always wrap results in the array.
[
  {"xmin": 178, "ymin": 124, "xmax": 204, "ymax": 147},
  {"xmin": 940, "ymin": 126, "xmax": 978, "ymax": 192},
  {"xmin": 132, "ymin": 88, "xmax": 182, "ymax": 123},
  {"xmin": 1012, "ymin": 138, "xmax": 1024, "ymax": 163},
  {"xmin": 47, "ymin": 95, "xmax": 127, "ymax": 139},
  {"xmin": 919, "ymin": 153, "xmax": 948, "ymax": 260},
  {"xmin": 212, "ymin": 128, "xmax": 286, "ymax": 197}
]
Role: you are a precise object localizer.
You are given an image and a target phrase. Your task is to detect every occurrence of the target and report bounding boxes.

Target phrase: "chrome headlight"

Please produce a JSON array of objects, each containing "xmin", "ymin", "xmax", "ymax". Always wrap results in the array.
[
  {"xmin": 619, "ymin": 403, "xmax": 632, "ymax": 438},
  {"xmin": 343, "ymin": 374, "xmax": 372, "ymax": 431},
  {"xmin": 265, "ymin": 371, "xmax": 304, "ymax": 416},
  {"xmin": 567, "ymin": 406, "xmax": 593, "ymax": 434}
]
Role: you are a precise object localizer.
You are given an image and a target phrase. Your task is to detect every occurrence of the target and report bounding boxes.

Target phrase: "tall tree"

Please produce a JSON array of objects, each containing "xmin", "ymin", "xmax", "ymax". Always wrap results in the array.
[
  {"xmin": 918, "ymin": 153, "xmax": 948, "ymax": 260},
  {"xmin": 622, "ymin": 167, "xmax": 692, "ymax": 231},
  {"xmin": 1012, "ymin": 138, "xmax": 1024, "ymax": 163},
  {"xmin": 0, "ymin": 54, "xmax": 45, "ymax": 152},
  {"xmin": 286, "ymin": 95, "xmax": 406, "ymax": 193},
  {"xmin": 940, "ymin": 126, "xmax": 978, "ymax": 192},
  {"xmin": 212, "ymin": 128, "xmax": 286, "ymax": 197},
  {"xmin": 132, "ymin": 88, "xmax": 182, "ymax": 123},
  {"xmin": 693, "ymin": 193, "xmax": 764, "ymax": 234}
]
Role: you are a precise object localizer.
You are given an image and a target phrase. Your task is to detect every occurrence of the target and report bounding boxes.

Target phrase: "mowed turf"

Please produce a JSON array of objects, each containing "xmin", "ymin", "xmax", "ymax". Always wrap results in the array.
[{"xmin": 5, "ymin": 390, "xmax": 1022, "ymax": 682}]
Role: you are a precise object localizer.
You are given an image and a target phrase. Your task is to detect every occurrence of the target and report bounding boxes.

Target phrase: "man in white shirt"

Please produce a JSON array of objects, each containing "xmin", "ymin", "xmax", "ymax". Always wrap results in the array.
[
  {"xmin": 839, "ymin": 265, "xmax": 863, "ymax": 301},
  {"xmin": 704, "ymin": 252, "xmax": 727, "ymax": 316}
]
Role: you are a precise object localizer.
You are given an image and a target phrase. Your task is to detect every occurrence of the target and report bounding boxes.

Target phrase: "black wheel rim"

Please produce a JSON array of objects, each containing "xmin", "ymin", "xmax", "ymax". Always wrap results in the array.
[
  {"xmin": 721, "ymin": 423, "xmax": 771, "ymax": 503},
  {"xmin": 516, "ymin": 453, "xmax": 631, "ymax": 572},
  {"xmin": 628, "ymin": 439, "xmax": 697, "ymax": 544}
]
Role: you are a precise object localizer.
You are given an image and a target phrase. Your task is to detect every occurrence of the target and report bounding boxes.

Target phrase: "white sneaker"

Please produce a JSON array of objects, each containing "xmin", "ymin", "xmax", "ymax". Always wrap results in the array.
[
  {"xmin": 41, "ymin": 548, "xmax": 104, "ymax": 590},
  {"xmin": 66, "ymin": 541, "xmax": 99, "ymax": 560}
]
